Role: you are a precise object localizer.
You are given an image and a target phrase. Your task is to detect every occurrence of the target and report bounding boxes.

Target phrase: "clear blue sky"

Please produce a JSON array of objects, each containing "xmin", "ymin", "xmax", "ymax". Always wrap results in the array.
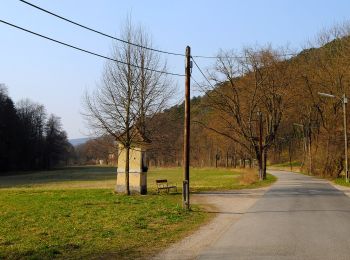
[{"xmin": 1, "ymin": 0, "xmax": 349, "ymax": 139}]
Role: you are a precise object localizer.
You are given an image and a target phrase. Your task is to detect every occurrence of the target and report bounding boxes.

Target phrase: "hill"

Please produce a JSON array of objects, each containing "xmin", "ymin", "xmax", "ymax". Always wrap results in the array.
[{"xmin": 69, "ymin": 137, "xmax": 91, "ymax": 147}]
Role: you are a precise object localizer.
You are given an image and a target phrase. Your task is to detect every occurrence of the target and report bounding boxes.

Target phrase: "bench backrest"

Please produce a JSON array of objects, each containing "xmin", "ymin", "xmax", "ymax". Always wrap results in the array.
[{"xmin": 156, "ymin": 179, "xmax": 168, "ymax": 184}]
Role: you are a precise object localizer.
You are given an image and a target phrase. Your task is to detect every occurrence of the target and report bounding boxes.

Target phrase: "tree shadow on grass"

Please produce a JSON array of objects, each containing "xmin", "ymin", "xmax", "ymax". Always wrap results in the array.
[{"xmin": 0, "ymin": 166, "xmax": 117, "ymax": 188}]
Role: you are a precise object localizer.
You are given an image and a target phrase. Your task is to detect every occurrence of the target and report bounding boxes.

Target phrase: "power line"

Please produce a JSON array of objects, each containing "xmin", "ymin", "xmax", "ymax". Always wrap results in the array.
[
  {"xmin": 191, "ymin": 51, "xmax": 299, "ymax": 88},
  {"xmin": 191, "ymin": 75, "xmax": 207, "ymax": 92},
  {"xmin": 191, "ymin": 56, "xmax": 215, "ymax": 88},
  {"xmin": 19, "ymin": 0, "xmax": 185, "ymax": 57},
  {"xmin": 18, "ymin": 0, "xmax": 300, "ymax": 60},
  {"xmin": 192, "ymin": 53, "xmax": 298, "ymax": 59},
  {"xmin": 0, "ymin": 19, "xmax": 185, "ymax": 77},
  {"xmin": 191, "ymin": 75, "xmax": 201, "ymax": 87}
]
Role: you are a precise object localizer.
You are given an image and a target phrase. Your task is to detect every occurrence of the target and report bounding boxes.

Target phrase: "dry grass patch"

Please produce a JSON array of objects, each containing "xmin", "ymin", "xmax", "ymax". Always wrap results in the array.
[{"xmin": 238, "ymin": 169, "xmax": 259, "ymax": 185}]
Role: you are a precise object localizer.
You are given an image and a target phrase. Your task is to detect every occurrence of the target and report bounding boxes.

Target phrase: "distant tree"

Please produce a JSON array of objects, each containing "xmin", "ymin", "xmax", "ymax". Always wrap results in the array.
[
  {"xmin": 0, "ymin": 86, "xmax": 72, "ymax": 173},
  {"xmin": 16, "ymin": 99, "xmax": 46, "ymax": 170},
  {"xmin": 75, "ymin": 135, "xmax": 116, "ymax": 165},
  {"xmin": 0, "ymin": 85, "xmax": 19, "ymax": 172},
  {"xmin": 44, "ymin": 114, "xmax": 70, "ymax": 169}
]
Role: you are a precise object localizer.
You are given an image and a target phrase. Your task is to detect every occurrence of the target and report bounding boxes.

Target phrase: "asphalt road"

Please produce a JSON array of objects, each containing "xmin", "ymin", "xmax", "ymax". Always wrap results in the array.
[{"xmin": 199, "ymin": 170, "xmax": 350, "ymax": 260}]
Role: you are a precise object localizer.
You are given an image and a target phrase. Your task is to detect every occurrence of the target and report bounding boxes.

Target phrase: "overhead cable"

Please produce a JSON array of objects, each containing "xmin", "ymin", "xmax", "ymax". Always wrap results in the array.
[
  {"xmin": 191, "ymin": 57, "xmax": 215, "ymax": 88},
  {"xmin": 18, "ymin": 0, "xmax": 299, "ymax": 60},
  {"xmin": 19, "ymin": 0, "xmax": 185, "ymax": 57},
  {"xmin": 0, "ymin": 19, "xmax": 185, "ymax": 77}
]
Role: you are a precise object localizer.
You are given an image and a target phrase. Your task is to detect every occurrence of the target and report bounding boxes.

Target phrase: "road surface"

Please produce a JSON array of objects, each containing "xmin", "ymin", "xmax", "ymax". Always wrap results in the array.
[{"xmin": 199, "ymin": 170, "xmax": 350, "ymax": 260}]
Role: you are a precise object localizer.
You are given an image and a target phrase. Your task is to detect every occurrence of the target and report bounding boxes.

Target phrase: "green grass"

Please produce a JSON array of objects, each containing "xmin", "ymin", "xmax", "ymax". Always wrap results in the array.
[
  {"xmin": 0, "ymin": 166, "xmax": 276, "ymax": 192},
  {"xmin": 0, "ymin": 166, "xmax": 276, "ymax": 259},
  {"xmin": 334, "ymin": 177, "xmax": 350, "ymax": 187},
  {"xmin": 149, "ymin": 167, "xmax": 276, "ymax": 192},
  {"xmin": 270, "ymin": 161, "xmax": 302, "ymax": 168},
  {"xmin": 0, "ymin": 189, "xmax": 207, "ymax": 259}
]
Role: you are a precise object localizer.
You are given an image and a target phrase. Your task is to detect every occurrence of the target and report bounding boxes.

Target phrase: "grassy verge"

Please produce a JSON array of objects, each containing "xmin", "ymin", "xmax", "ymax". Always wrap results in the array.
[
  {"xmin": 334, "ymin": 177, "xmax": 350, "ymax": 187},
  {"xmin": 270, "ymin": 161, "xmax": 302, "ymax": 168},
  {"xmin": 0, "ymin": 189, "xmax": 208, "ymax": 259},
  {"xmin": 0, "ymin": 166, "xmax": 276, "ymax": 192},
  {"xmin": 148, "ymin": 167, "xmax": 276, "ymax": 192},
  {"xmin": 0, "ymin": 166, "xmax": 276, "ymax": 259},
  {"xmin": 268, "ymin": 162, "xmax": 303, "ymax": 174}
]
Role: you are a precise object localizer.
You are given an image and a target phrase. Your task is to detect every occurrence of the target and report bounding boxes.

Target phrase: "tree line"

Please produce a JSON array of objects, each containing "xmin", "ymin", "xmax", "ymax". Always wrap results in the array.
[
  {"xmin": 0, "ymin": 85, "xmax": 72, "ymax": 173},
  {"xmin": 145, "ymin": 23, "xmax": 350, "ymax": 180},
  {"xmin": 82, "ymin": 21, "xmax": 350, "ymax": 191}
]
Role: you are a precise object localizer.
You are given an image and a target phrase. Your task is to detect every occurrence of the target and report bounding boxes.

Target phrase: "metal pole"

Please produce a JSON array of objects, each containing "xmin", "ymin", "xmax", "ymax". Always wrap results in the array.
[
  {"xmin": 183, "ymin": 46, "xmax": 191, "ymax": 209},
  {"xmin": 343, "ymin": 94, "xmax": 348, "ymax": 182}
]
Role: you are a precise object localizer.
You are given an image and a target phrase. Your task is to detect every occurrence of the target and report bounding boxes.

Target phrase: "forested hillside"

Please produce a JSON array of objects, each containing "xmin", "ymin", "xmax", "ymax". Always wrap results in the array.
[{"xmin": 147, "ymin": 26, "xmax": 350, "ymax": 178}]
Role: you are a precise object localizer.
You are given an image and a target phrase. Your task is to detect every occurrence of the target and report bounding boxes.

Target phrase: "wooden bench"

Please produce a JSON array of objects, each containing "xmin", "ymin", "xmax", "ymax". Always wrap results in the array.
[{"xmin": 156, "ymin": 179, "xmax": 177, "ymax": 193}]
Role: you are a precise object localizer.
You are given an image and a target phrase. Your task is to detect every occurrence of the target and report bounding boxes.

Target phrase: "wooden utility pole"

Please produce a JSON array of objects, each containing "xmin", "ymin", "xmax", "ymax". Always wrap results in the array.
[{"xmin": 183, "ymin": 46, "xmax": 191, "ymax": 210}]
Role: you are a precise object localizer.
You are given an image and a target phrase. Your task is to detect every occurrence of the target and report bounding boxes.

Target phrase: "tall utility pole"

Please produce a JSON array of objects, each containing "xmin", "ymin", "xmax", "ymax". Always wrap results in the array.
[
  {"xmin": 342, "ymin": 94, "xmax": 348, "ymax": 182},
  {"xmin": 183, "ymin": 46, "xmax": 191, "ymax": 210},
  {"xmin": 257, "ymin": 110, "xmax": 263, "ymax": 180},
  {"xmin": 318, "ymin": 92, "xmax": 348, "ymax": 182}
]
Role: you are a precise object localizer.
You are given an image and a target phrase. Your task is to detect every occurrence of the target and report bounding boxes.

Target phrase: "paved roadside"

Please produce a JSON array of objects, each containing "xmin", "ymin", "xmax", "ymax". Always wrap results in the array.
[
  {"xmin": 153, "ymin": 187, "xmax": 270, "ymax": 260},
  {"xmin": 199, "ymin": 170, "xmax": 350, "ymax": 260},
  {"xmin": 330, "ymin": 181, "xmax": 350, "ymax": 197}
]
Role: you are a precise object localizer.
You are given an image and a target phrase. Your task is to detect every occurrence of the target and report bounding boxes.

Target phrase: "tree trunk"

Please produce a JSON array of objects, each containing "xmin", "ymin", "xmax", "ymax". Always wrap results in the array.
[
  {"xmin": 226, "ymin": 151, "xmax": 229, "ymax": 168},
  {"xmin": 288, "ymin": 141, "xmax": 293, "ymax": 171},
  {"xmin": 257, "ymin": 152, "xmax": 263, "ymax": 181},
  {"xmin": 263, "ymin": 149, "xmax": 267, "ymax": 180},
  {"xmin": 125, "ymin": 146, "xmax": 130, "ymax": 195},
  {"xmin": 308, "ymin": 130, "xmax": 312, "ymax": 175}
]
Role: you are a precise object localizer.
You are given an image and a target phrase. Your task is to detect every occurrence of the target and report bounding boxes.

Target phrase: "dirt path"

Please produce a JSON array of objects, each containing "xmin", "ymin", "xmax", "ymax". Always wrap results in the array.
[{"xmin": 153, "ymin": 187, "xmax": 270, "ymax": 260}]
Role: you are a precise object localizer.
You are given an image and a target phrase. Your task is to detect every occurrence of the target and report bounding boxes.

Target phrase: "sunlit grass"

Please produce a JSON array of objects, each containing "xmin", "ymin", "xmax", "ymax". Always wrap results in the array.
[
  {"xmin": 0, "ymin": 166, "xmax": 276, "ymax": 192},
  {"xmin": 334, "ymin": 177, "xmax": 350, "ymax": 187},
  {"xmin": 270, "ymin": 161, "xmax": 302, "ymax": 168},
  {"xmin": 0, "ymin": 166, "xmax": 276, "ymax": 259},
  {"xmin": 0, "ymin": 189, "xmax": 207, "ymax": 259},
  {"xmin": 148, "ymin": 167, "xmax": 276, "ymax": 192}
]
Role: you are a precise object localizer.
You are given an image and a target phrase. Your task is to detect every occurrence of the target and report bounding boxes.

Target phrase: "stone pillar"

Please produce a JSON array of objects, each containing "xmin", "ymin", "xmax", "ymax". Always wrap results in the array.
[{"xmin": 116, "ymin": 144, "xmax": 147, "ymax": 194}]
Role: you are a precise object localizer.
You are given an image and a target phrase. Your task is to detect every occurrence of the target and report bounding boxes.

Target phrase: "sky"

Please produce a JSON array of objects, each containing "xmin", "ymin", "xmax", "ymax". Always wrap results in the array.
[{"xmin": 1, "ymin": 0, "xmax": 350, "ymax": 139}]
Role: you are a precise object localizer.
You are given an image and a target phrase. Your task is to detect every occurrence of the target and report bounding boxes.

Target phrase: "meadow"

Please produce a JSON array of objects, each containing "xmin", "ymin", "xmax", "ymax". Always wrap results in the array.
[{"xmin": 0, "ymin": 166, "xmax": 275, "ymax": 259}]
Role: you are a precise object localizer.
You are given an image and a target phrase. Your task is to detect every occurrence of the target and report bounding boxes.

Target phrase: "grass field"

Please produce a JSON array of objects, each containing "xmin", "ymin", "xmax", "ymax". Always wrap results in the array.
[
  {"xmin": 334, "ymin": 177, "xmax": 350, "ymax": 187},
  {"xmin": 0, "ymin": 166, "xmax": 276, "ymax": 259},
  {"xmin": 270, "ymin": 161, "xmax": 302, "ymax": 168},
  {"xmin": 268, "ymin": 161, "xmax": 303, "ymax": 173}
]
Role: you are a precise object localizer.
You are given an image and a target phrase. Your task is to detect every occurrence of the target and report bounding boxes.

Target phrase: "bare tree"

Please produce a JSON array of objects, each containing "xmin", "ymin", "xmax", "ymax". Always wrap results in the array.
[
  {"xmin": 83, "ymin": 19, "xmax": 173, "ymax": 194},
  {"xmin": 134, "ymin": 27, "xmax": 174, "ymax": 136},
  {"xmin": 197, "ymin": 47, "xmax": 293, "ymax": 179}
]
